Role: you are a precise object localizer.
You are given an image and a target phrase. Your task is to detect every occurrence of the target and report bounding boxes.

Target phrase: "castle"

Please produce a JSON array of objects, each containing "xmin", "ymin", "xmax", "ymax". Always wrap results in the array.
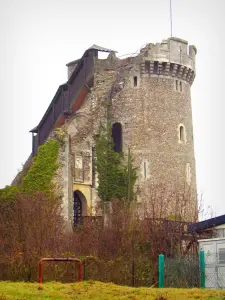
[{"xmin": 29, "ymin": 37, "xmax": 198, "ymax": 227}]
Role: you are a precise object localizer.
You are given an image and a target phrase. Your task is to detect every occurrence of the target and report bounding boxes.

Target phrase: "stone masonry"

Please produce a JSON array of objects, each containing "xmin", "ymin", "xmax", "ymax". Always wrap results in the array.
[{"xmin": 52, "ymin": 37, "xmax": 198, "ymax": 226}]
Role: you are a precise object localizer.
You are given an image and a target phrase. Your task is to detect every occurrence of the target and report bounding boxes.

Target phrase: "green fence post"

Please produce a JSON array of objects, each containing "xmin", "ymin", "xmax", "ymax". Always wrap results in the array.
[
  {"xmin": 200, "ymin": 250, "xmax": 206, "ymax": 288},
  {"xmin": 158, "ymin": 254, "xmax": 165, "ymax": 288}
]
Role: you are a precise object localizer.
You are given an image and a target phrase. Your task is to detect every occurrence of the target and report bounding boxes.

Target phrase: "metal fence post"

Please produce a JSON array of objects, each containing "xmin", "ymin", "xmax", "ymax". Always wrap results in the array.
[
  {"xmin": 200, "ymin": 250, "xmax": 206, "ymax": 288},
  {"xmin": 158, "ymin": 254, "xmax": 165, "ymax": 288}
]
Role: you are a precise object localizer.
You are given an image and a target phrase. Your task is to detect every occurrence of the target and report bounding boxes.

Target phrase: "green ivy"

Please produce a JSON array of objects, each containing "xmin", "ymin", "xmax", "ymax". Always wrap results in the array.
[
  {"xmin": 94, "ymin": 122, "xmax": 137, "ymax": 202},
  {"xmin": 0, "ymin": 139, "xmax": 60, "ymax": 203},
  {"xmin": 21, "ymin": 139, "xmax": 60, "ymax": 194},
  {"xmin": 0, "ymin": 186, "xmax": 19, "ymax": 203}
]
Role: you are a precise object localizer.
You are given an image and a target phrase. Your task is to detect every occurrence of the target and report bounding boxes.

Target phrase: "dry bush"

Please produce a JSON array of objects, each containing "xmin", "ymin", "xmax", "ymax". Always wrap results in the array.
[
  {"xmin": 0, "ymin": 184, "xmax": 202, "ymax": 286},
  {"xmin": 0, "ymin": 192, "xmax": 64, "ymax": 281}
]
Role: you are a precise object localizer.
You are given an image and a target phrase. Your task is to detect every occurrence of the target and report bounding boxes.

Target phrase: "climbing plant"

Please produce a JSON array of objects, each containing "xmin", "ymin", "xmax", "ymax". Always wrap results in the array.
[
  {"xmin": 0, "ymin": 186, "xmax": 19, "ymax": 203},
  {"xmin": 94, "ymin": 122, "xmax": 137, "ymax": 202},
  {"xmin": 21, "ymin": 139, "xmax": 60, "ymax": 195}
]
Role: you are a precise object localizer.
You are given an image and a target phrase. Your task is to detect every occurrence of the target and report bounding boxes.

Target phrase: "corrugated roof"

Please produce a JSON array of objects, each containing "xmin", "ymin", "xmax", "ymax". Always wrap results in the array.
[{"xmin": 188, "ymin": 214, "xmax": 225, "ymax": 233}]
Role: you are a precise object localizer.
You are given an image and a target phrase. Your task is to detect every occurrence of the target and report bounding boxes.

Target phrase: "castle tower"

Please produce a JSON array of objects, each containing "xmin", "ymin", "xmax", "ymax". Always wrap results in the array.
[
  {"xmin": 28, "ymin": 38, "xmax": 198, "ymax": 225},
  {"xmin": 108, "ymin": 37, "xmax": 198, "ymax": 220},
  {"xmin": 63, "ymin": 37, "xmax": 198, "ymax": 223}
]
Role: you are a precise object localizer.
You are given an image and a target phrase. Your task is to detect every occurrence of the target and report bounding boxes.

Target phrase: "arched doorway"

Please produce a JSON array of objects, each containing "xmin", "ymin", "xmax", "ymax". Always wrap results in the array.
[{"xmin": 73, "ymin": 190, "xmax": 87, "ymax": 226}]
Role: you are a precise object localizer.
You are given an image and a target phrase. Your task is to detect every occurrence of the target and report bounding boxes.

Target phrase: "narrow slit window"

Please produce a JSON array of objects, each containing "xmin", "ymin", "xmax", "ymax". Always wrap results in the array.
[
  {"xmin": 180, "ymin": 81, "xmax": 182, "ymax": 92},
  {"xmin": 144, "ymin": 162, "xmax": 147, "ymax": 179},
  {"xmin": 133, "ymin": 76, "xmax": 137, "ymax": 87},
  {"xmin": 176, "ymin": 80, "xmax": 178, "ymax": 90},
  {"xmin": 180, "ymin": 125, "xmax": 184, "ymax": 141}
]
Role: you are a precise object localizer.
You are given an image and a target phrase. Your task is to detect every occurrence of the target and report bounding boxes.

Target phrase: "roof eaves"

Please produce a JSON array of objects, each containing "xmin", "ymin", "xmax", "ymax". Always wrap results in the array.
[
  {"xmin": 88, "ymin": 44, "xmax": 117, "ymax": 53},
  {"xmin": 66, "ymin": 58, "xmax": 81, "ymax": 67},
  {"xmin": 30, "ymin": 83, "xmax": 68, "ymax": 132},
  {"xmin": 188, "ymin": 214, "xmax": 225, "ymax": 233},
  {"xmin": 29, "ymin": 126, "xmax": 38, "ymax": 133},
  {"xmin": 32, "ymin": 44, "xmax": 117, "ymax": 133}
]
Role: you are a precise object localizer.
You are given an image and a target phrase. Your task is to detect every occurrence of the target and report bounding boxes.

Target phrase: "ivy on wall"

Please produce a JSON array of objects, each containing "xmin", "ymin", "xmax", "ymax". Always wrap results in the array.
[
  {"xmin": 94, "ymin": 122, "xmax": 137, "ymax": 202},
  {"xmin": 0, "ymin": 139, "xmax": 60, "ymax": 203},
  {"xmin": 21, "ymin": 140, "xmax": 60, "ymax": 194},
  {"xmin": 0, "ymin": 186, "xmax": 19, "ymax": 203}
]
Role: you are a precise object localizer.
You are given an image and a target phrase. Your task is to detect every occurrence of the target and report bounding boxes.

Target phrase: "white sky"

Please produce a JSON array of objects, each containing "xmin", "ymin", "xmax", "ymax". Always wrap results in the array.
[{"xmin": 0, "ymin": 0, "xmax": 224, "ymax": 217}]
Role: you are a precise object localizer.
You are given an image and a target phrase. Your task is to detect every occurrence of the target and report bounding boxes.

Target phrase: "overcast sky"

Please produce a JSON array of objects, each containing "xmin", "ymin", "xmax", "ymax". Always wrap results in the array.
[{"xmin": 0, "ymin": 0, "xmax": 224, "ymax": 217}]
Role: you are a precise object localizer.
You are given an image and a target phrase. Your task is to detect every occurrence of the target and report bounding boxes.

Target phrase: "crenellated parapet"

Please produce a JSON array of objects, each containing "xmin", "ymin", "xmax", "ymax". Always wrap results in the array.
[{"xmin": 140, "ymin": 37, "xmax": 197, "ymax": 85}]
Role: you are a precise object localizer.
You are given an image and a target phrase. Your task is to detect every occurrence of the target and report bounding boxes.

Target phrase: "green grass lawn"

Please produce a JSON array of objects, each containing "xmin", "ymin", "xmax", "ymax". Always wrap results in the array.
[{"xmin": 0, "ymin": 281, "xmax": 225, "ymax": 300}]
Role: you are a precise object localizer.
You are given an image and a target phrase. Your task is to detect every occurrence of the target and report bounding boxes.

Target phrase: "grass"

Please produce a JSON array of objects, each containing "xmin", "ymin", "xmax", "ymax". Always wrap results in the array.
[{"xmin": 0, "ymin": 281, "xmax": 225, "ymax": 300}]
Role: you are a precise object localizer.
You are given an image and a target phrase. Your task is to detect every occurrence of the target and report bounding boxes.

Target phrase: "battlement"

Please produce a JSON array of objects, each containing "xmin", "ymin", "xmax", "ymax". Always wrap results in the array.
[
  {"xmin": 139, "ymin": 37, "xmax": 197, "ymax": 85},
  {"xmin": 141, "ymin": 37, "xmax": 197, "ymax": 70}
]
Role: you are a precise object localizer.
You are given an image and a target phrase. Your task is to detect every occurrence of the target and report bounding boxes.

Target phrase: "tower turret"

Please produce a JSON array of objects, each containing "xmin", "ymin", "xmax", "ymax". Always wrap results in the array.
[{"xmin": 110, "ymin": 37, "xmax": 198, "ymax": 220}]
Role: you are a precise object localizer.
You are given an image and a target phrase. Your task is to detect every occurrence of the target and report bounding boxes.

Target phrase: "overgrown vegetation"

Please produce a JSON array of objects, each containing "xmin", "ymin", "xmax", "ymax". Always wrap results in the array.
[
  {"xmin": 1, "ymin": 281, "xmax": 225, "ymax": 300},
  {"xmin": 0, "ymin": 188, "xmax": 200, "ymax": 286},
  {"xmin": 0, "ymin": 139, "xmax": 60, "ymax": 203},
  {"xmin": 94, "ymin": 122, "xmax": 137, "ymax": 202},
  {"xmin": 0, "ymin": 185, "xmax": 19, "ymax": 203},
  {"xmin": 0, "ymin": 192, "xmax": 64, "ymax": 282},
  {"xmin": 21, "ymin": 139, "xmax": 60, "ymax": 194}
]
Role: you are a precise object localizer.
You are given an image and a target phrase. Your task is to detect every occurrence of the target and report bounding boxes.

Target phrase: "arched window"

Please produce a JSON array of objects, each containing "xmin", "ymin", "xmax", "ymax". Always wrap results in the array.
[
  {"xmin": 112, "ymin": 122, "xmax": 122, "ymax": 153},
  {"xmin": 178, "ymin": 124, "xmax": 186, "ymax": 144}
]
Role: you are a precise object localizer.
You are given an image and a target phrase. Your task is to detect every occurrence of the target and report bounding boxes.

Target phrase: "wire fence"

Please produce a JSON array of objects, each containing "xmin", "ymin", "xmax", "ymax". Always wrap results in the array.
[
  {"xmin": 36, "ymin": 257, "xmax": 154, "ymax": 287},
  {"xmin": 5, "ymin": 250, "xmax": 223, "ymax": 288},
  {"xmin": 164, "ymin": 254, "xmax": 200, "ymax": 288},
  {"xmin": 205, "ymin": 252, "xmax": 225, "ymax": 289},
  {"xmin": 82, "ymin": 257, "xmax": 153, "ymax": 287}
]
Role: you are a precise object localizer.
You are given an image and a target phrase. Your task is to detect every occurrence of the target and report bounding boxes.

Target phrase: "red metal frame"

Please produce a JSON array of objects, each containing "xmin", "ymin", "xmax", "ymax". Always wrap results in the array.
[{"xmin": 38, "ymin": 257, "xmax": 82, "ymax": 283}]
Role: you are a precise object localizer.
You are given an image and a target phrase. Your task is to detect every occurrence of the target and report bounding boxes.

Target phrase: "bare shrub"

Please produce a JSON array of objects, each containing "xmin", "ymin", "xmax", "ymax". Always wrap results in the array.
[
  {"xmin": 0, "ymin": 192, "xmax": 64, "ymax": 281},
  {"xmin": 0, "ymin": 183, "xmax": 204, "ymax": 286}
]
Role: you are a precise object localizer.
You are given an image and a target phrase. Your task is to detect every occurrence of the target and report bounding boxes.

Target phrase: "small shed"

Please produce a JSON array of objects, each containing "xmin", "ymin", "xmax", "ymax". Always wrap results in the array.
[
  {"xmin": 188, "ymin": 214, "xmax": 225, "ymax": 289},
  {"xmin": 188, "ymin": 214, "xmax": 225, "ymax": 288},
  {"xmin": 199, "ymin": 237, "xmax": 225, "ymax": 289}
]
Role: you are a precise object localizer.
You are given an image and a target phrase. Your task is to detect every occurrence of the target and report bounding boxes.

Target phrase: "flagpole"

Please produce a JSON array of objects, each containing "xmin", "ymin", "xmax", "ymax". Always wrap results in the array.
[{"xmin": 170, "ymin": 0, "xmax": 173, "ymax": 37}]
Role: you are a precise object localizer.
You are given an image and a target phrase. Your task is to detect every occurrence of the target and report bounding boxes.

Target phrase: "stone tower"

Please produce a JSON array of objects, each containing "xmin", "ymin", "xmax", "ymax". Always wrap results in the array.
[
  {"xmin": 102, "ymin": 37, "xmax": 197, "ymax": 220},
  {"xmin": 29, "ymin": 37, "xmax": 198, "ymax": 225}
]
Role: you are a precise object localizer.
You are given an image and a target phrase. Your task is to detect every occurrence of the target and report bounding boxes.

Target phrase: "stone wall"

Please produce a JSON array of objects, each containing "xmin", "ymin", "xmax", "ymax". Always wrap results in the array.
[{"xmin": 57, "ymin": 37, "xmax": 198, "ymax": 223}]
